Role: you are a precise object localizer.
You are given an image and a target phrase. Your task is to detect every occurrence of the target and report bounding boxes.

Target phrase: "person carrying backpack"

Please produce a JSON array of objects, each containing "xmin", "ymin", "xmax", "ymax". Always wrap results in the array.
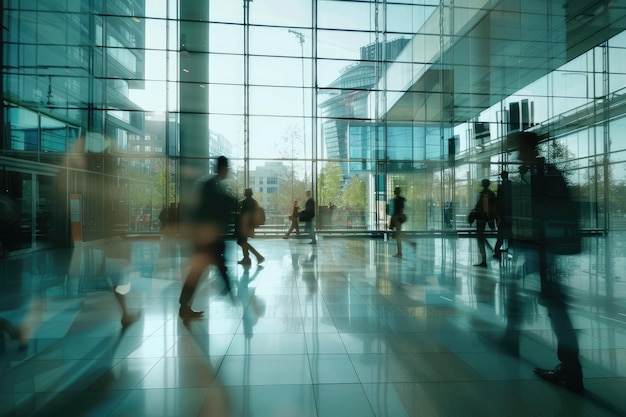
[{"xmin": 507, "ymin": 132, "xmax": 583, "ymax": 394}]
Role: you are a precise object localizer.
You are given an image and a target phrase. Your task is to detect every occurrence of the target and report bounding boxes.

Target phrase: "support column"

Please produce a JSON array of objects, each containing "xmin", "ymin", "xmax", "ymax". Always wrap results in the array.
[{"xmin": 179, "ymin": 0, "xmax": 210, "ymax": 220}]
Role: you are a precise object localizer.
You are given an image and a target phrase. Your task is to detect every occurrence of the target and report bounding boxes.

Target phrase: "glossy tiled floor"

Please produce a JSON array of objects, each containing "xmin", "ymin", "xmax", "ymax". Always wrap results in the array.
[{"xmin": 1, "ymin": 234, "xmax": 625, "ymax": 416}]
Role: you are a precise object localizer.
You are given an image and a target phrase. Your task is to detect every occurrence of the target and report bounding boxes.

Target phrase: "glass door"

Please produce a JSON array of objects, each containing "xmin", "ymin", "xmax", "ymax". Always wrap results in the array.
[
  {"xmin": 35, "ymin": 173, "xmax": 56, "ymax": 248},
  {"xmin": 1, "ymin": 170, "xmax": 60, "ymax": 254},
  {"xmin": 4, "ymin": 171, "xmax": 33, "ymax": 252}
]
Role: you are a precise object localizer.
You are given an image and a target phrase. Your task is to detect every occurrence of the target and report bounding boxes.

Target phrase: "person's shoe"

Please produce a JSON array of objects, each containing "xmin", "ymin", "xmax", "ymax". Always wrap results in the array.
[
  {"xmin": 179, "ymin": 307, "xmax": 204, "ymax": 320},
  {"xmin": 282, "ymin": 235, "xmax": 289, "ymax": 239},
  {"xmin": 474, "ymin": 262, "xmax": 488, "ymax": 267},
  {"xmin": 238, "ymin": 258, "xmax": 252, "ymax": 265},
  {"xmin": 121, "ymin": 310, "xmax": 142, "ymax": 328},
  {"xmin": 257, "ymin": 256, "xmax": 265, "ymax": 264},
  {"xmin": 534, "ymin": 364, "xmax": 584, "ymax": 394},
  {"xmin": 309, "ymin": 241, "xmax": 317, "ymax": 245},
  {"xmin": 393, "ymin": 253, "xmax": 402, "ymax": 258}
]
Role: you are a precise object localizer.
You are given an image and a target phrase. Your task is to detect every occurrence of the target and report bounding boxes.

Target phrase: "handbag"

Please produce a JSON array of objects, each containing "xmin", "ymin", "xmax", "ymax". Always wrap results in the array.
[
  {"xmin": 253, "ymin": 206, "xmax": 266, "ymax": 227},
  {"xmin": 299, "ymin": 210, "xmax": 313, "ymax": 222},
  {"xmin": 468, "ymin": 209, "xmax": 478, "ymax": 225}
]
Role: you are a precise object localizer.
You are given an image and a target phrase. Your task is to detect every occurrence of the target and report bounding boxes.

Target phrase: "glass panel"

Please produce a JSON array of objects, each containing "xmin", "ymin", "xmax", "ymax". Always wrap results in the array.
[
  {"xmin": 35, "ymin": 174, "xmax": 56, "ymax": 248},
  {"xmin": 210, "ymin": 1, "xmax": 243, "ymax": 24},
  {"xmin": 40, "ymin": 115, "xmax": 68, "ymax": 153},
  {"xmin": 2, "ymin": 172, "xmax": 32, "ymax": 251},
  {"xmin": 209, "ymin": 114, "xmax": 245, "ymax": 158},
  {"xmin": 209, "ymin": 84, "xmax": 245, "ymax": 115},
  {"xmin": 386, "ymin": 4, "xmax": 437, "ymax": 34},
  {"xmin": 317, "ymin": 30, "xmax": 376, "ymax": 60},
  {"xmin": 250, "ymin": 56, "xmax": 311, "ymax": 87},
  {"xmin": 130, "ymin": 81, "xmax": 168, "ymax": 112},
  {"xmin": 248, "ymin": 116, "xmax": 310, "ymax": 159},
  {"xmin": 249, "ymin": 86, "xmax": 312, "ymax": 117},
  {"xmin": 210, "ymin": 24, "xmax": 244, "ymax": 54},
  {"xmin": 7, "ymin": 107, "xmax": 39, "ymax": 160},
  {"xmin": 250, "ymin": 0, "xmax": 312, "ymax": 27},
  {"xmin": 318, "ymin": 1, "xmax": 374, "ymax": 31},
  {"xmin": 250, "ymin": 26, "xmax": 312, "ymax": 58},
  {"xmin": 209, "ymin": 54, "xmax": 244, "ymax": 84}
]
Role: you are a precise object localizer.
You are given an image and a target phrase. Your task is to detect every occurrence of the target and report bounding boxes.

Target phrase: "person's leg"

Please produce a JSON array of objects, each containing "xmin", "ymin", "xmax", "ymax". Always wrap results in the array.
[
  {"xmin": 494, "ymin": 232, "xmax": 503, "ymax": 257},
  {"xmin": 214, "ymin": 239, "xmax": 231, "ymax": 293},
  {"xmin": 179, "ymin": 252, "xmax": 210, "ymax": 317},
  {"xmin": 476, "ymin": 219, "xmax": 487, "ymax": 265},
  {"xmin": 536, "ymin": 289, "xmax": 583, "ymax": 391},
  {"xmin": 238, "ymin": 236, "xmax": 251, "ymax": 263},
  {"xmin": 114, "ymin": 290, "xmax": 141, "ymax": 327},
  {"xmin": 395, "ymin": 219, "xmax": 403, "ymax": 257},
  {"xmin": 284, "ymin": 221, "xmax": 295, "ymax": 238},
  {"xmin": 247, "ymin": 244, "xmax": 264, "ymax": 263},
  {"xmin": 532, "ymin": 253, "xmax": 583, "ymax": 392},
  {"xmin": 107, "ymin": 266, "xmax": 141, "ymax": 327},
  {"xmin": 308, "ymin": 220, "xmax": 316, "ymax": 243}
]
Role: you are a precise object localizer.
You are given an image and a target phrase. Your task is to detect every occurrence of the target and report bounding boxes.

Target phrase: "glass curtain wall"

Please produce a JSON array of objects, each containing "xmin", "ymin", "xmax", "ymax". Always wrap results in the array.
[{"xmin": 4, "ymin": 0, "xmax": 626, "ymax": 252}]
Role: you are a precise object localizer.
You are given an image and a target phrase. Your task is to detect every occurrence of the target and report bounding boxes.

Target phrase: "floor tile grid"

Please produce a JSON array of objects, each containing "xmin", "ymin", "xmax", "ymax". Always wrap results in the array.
[
  {"xmin": 3, "ymin": 236, "xmax": 624, "ymax": 414},
  {"xmin": 296, "ymin": 266, "xmax": 379, "ymax": 417}
]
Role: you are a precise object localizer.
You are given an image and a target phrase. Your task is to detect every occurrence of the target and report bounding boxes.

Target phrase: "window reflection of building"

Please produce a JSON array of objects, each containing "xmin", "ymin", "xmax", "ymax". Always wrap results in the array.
[{"xmin": 1, "ymin": 0, "xmax": 146, "ymax": 250}]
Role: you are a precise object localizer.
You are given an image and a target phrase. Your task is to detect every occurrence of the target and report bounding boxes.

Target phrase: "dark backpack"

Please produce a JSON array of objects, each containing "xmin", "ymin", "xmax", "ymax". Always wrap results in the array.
[
  {"xmin": 253, "ymin": 206, "xmax": 266, "ymax": 227},
  {"xmin": 535, "ymin": 163, "xmax": 582, "ymax": 255}
]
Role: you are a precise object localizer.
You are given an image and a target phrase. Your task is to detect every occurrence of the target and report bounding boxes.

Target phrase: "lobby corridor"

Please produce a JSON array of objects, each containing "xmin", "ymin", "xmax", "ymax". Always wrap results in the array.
[{"xmin": 1, "ymin": 235, "xmax": 625, "ymax": 417}]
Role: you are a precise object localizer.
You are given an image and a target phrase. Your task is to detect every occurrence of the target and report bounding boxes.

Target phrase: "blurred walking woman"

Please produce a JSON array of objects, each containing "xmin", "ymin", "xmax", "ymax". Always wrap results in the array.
[
  {"xmin": 236, "ymin": 188, "xmax": 265, "ymax": 265},
  {"xmin": 390, "ymin": 187, "xmax": 406, "ymax": 258},
  {"xmin": 283, "ymin": 200, "xmax": 300, "ymax": 239}
]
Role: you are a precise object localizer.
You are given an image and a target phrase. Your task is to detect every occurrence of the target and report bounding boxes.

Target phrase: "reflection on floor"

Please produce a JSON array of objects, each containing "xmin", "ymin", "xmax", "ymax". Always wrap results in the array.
[{"xmin": 1, "ymin": 234, "xmax": 625, "ymax": 417}]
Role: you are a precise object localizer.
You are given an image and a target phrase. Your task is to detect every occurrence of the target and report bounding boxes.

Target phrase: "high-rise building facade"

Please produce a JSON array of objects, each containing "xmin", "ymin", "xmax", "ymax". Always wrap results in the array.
[{"xmin": 2, "ymin": 1, "xmax": 147, "ymax": 248}]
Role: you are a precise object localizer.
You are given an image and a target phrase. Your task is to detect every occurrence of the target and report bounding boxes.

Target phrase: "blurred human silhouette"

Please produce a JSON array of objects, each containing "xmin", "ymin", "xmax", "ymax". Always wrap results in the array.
[
  {"xmin": 0, "ymin": 257, "xmax": 29, "ymax": 353},
  {"xmin": 159, "ymin": 202, "xmax": 179, "ymax": 234},
  {"xmin": 494, "ymin": 170, "xmax": 512, "ymax": 259},
  {"xmin": 58, "ymin": 133, "xmax": 141, "ymax": 328},
  {"xmin": 302, "ymin": 190, "xmax": 316, "ymax": 244},
  {"xmin": 158, "ymin": 205, "xmax": 168, "ymax": 231},
  {"xmin": 473, "ymin": 179, "xmax": 496, "ymax": 267},
  {"xmin": 443, "ymin": 201, "xmax": 453, "ymax": 229},
  {"xmin": 103, "ymin": 241, "xmax": 142, "ymax": 328},
  {"xmin": 389, "ymin": 187, "xmax": 407, "ymax": 258},
  {"xmin": 179, "ymin": 156, "xmax": 236, "ymax": 319},
  {"xmin": 236, "ymin": 188, "xmax": 265, "ymax": 266},
  {"xmin": 283, "ymin": 200, "xmax": 301, "ymax": 239},
  {"xmin": 0, "ymin": 318, "xmax": 27, "ymax": 353},
  {"xmin": 508, "ymin": 132, "xmax": 583, "ymax": 394}
]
